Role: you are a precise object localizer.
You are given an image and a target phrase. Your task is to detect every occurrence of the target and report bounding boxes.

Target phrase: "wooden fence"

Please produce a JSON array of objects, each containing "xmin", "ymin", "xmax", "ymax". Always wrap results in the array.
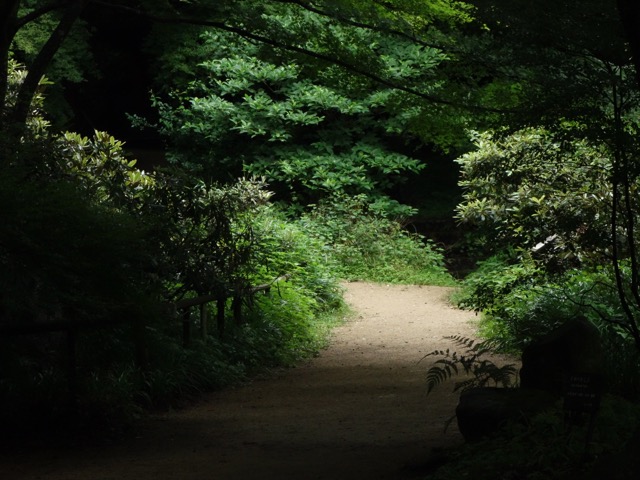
[
  {"xmin": 0, "ymin": 273, "xmax": 291, "ymax": 402},
  {"xmin": 175, "ymin": 274, "xmax": 291, "ymax": 346}
]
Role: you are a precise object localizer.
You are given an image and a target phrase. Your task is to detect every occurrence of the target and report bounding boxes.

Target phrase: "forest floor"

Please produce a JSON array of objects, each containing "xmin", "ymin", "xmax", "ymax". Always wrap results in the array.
[{"xmin": 1, "ymin": 282, "xmax": 486, "ymax": 480}]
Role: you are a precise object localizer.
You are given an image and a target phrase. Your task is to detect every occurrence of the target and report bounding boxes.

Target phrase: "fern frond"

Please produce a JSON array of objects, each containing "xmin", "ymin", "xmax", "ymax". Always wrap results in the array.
[
  {"xmin": 435, "ymin": 358, "xmax": 460, "ymax": 374},
  {"xmin": 493, "ymin": 364, "xmax": 518, "ymax": 387},
  {"xmin": 418, "ymin": 348, "xmax": 450, "ymax": 363},
  {"xmin": 445, "ymin": 335, "xmax": 477, "ymax": 349},
  {"xmin": 426, "ymin": 359, "xmax": 459, "ymax": 393},
  {"xmin": 458, "ymin": 355, "xmax": 472, "ymax": 373},
  {"xmin": 426, "ymin": 336, "xmax": 518, "ymax": 395},
  {"xmin": 472, "ymin": 345, "xmax": 493, "ymax": 356},
  {"xmin": 453, "ymin": 377, "xmax": 481, "ymax": 393}
]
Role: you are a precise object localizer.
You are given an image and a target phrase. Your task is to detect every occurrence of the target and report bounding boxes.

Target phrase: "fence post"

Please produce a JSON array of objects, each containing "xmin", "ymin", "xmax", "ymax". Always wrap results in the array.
[
  {"xmin": 182, "ymin": 308, "xmax": 191, "ymax": 347},
  {"xmin": 200, "ymin": 303, "xmax": 208, "ymax": 339},
  {"xmin": 66, "ymin": 328, "xmax": 78, "ymax": 408},
  {"xmin": 232, "ymin": 295, "xmax": 242, "ymax": 325},
  {"xmin": 216, "ymin": 298, "xmax": 225, "ymax": 338},
  {"xmin": 132, "ymin": 316, "xmax": 148, "ymax": 370}
]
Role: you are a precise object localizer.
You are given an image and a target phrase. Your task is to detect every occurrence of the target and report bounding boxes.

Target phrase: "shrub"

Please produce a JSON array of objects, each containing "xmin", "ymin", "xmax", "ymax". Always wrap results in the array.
[
  {"xmin": 456, "ymin": 256, "xmax": 640, "ymax": 399},
  {"xmin": 1, "ymin": 62, "xmax": 349, "ymax": 441},
  {"xmin": 429, "ymin": 395, "xmax": 640, "ymax": 480},
  {"xmin": 299, "ymin": 194, "xmax": 454, "ymax": 285},
  {"xmin": 0, "ymin": 166, "xmax": 160, "ymax": 442},
  {"xmin": 219, "ymin": 206, "xmax": 346, "ymax": 369},
  {"xmin": 455, "ymin": 128, "xmax": 612, "ymax": 270},
  {"xmin": 453, "ymin": 252, "xmax": 543, "ymax": 320},
  {"xmin": 0, "ymin": 165, "xmax": 155, "ymax": 330}
]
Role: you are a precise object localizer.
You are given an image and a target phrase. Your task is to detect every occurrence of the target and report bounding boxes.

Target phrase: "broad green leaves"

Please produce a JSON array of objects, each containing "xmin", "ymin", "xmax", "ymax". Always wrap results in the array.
[
  {"xmin": 152, "ymin": 21, "xmax": 440, "ymax": 211},
  {"xmin": 456, "ymin": 128, "xmax": 613, "ymax": 268},
  {"xmin": 59, "ymin": 131, "xmax": 155, "ymax": 208}
]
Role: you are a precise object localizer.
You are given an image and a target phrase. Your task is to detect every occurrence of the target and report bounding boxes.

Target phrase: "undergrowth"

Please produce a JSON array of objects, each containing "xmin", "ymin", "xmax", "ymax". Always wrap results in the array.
[
  {"xmin": 424, "ymin": 336, "xmax": 518, "ymax": 394},
  {"xmin": 300, "ymin": 194, "xmax": 455, "ymax": 286},
  {"xmin": 427, "ymin": 395, "xmax": 640, "ymax": 480},
  {"xmin": 452, "ymin": 253, "xmax": 640, "ymax": 400},
  {"xmin": 0, "ymin": 205, "xmax": 348, "ymax": 444}
]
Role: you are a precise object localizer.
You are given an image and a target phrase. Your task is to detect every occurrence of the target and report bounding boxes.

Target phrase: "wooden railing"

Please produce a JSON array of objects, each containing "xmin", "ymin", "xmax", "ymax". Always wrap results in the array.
[
  {"xmin": 175, "ymin": 274, "xmax": 291, "ymax": 346},
  {"xmin": 0, "ymin": 273, "xmax": 291, "ymax": 401},
  {"xmin": 0, "ymin": 316, "xmax": 146, "ymax": 405}
]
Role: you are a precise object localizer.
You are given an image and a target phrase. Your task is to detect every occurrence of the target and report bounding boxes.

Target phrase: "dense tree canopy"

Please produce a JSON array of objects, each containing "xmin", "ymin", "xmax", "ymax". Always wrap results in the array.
[{"xmin": 3, "ymin": 0, "xmax": 640, "ymax": 325}]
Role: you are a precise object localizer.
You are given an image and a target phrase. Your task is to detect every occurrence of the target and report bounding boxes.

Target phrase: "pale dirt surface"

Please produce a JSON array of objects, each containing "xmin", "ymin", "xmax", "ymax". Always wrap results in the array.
[{"xmin": 1, "ymin": 282, "xmax": 481, "ymax": 480}]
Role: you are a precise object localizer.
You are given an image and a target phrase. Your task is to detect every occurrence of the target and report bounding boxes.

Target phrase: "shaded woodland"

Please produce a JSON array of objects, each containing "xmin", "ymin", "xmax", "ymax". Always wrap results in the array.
[{"xmin": 3, "ymin": 1, "xmax": 640, "ymax": 477}]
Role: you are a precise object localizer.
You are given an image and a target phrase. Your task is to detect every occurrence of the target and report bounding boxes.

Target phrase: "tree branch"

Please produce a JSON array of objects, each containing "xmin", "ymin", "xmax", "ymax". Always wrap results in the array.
[
  {"xmin": 10, "ymin": 0, "xmax": 89, "ymax": 126},
  {"xmin": 270, "ymin": 0, "xmax": 449, "ymax": 51},
  {"xmin": 91, "ymin": 0, "xmax": 510, "ymax": 114},
  {"xmin": 0, "ymin": 0, "xmax": 21, "ymax": 128},
  {"xmin": 617, "ymin": 0, "xmax": 640, "ymax": 86},
  {"xmin": 15, "ymin": 0, "xmax": 68, "ymax": 30}
]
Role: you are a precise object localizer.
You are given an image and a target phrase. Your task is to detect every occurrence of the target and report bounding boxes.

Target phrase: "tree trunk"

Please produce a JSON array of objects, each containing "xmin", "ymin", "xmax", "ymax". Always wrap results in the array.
[
  {"xmin": 9, "ymin": 0, "xmax": 88, "ymax": 127},
  {"xmin": 618, "ymin": 0, "xmax": 640, "ymax": 85},
  {"xmin": 0, "ymin": 0, "xmax": 20, "ymax": 130}
]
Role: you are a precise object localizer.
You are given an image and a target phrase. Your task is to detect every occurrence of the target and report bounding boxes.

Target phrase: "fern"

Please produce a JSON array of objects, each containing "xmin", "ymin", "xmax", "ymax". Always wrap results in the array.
[{"xmin": 424, "ymin": 336, "xmax": 518, "ymax": 394}]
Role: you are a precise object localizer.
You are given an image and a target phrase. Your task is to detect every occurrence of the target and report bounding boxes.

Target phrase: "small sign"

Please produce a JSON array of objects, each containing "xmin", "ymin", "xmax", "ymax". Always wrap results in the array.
[{"xmin": 564, "ymin": 373, "xmax": 601, "ymax": 423}]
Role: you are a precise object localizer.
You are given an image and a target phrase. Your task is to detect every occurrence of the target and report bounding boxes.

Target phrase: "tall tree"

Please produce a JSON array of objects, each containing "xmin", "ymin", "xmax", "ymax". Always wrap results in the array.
[
  {"xmin": 0, "ymin": 0, "xmax": 89, "ymax": 130},
  {"xmin": 143, "ymin": 10, "xmax": 449, "ymax": 209}
]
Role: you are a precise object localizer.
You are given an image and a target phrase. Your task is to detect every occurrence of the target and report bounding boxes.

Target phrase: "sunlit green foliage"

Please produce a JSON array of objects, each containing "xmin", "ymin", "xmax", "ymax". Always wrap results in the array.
[
  {"xmin": 147, "ymin": 24, "xmax": 436, "ymax": 212},
  {"xmin": 1, "ymin": 58, "xmax": 50, "ymax": 136},
  {"xmin": 59, "ymin": 131, "xmax": 155, "ymax": 208},
  {"xmin": 299, "ymin": 194, "xmax": 454, "ymax": 285},
  {"xmin": 7, "ymin": 3, "xmax": 640, "ymax": 464},
  {"xmin": 456, "ymin": 128, "xmax": 613, "ymax": 269},
  {"xmin": 453, "ymin": 254, "xmax": 640, "ymax": 400},
  {"xmin": 1, "ymin": 61, "xmax": 347, "ymax": 437}
]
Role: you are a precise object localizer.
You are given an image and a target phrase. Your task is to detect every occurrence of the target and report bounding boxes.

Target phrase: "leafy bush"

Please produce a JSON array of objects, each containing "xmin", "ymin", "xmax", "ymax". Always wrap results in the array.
[
  {"xmin": 455, "ymin": 255, "xmax": 640, "ymax": 399},
  {"xmin": 429, "ymin": 395, "xmax": 640, "ymax": 480},
  {"xmin": 0, "ymin": 167, "xmax": 160, "ymax": 441},
  {"xmin": 228, "ymin": 287, "xmax": 343, "ymax": 368},
  {"xmin": 247, "ymin": 206, "xmax": 344, "ymax": 309},
  {"xmin": 453, "ymin": 252, "xmax": 541, "ymax": 312},
  {"xmin": 452, "ymin": 125, "xmax": 640, "ymax": 400},
  {"xmin": 299, "ymin": 194, "xmax": 454, "ymax": 285},
  {"xmin": 0, "ymin": 165, "xmax": 155, "ymax": 329},
  {"xmin": 455, "ymin": 128, "xmax": 612, "ymax": 270},
  {"xmin": 454, "ymin": 254, "xmax": 592, "ymax": 352},
  {"xmin": 1, "ymin": 107, "xmax": 346, "ymax": 441},
  {"xmin": 203, "ymin": 205, "xmax": 346, "ymax": 372}
]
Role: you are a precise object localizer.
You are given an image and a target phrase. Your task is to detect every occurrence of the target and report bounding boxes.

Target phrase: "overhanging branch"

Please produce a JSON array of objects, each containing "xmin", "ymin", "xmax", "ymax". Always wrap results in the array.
[
  {"xmin": 271, "ymin": 0, "xmax": 449, "ymax": 51},
  {"xmin": 90, "ymin": 0, "xmax": 512, "ymax": 114},
  {"xmin": 11, "ymin": 0, "xmax": 89, "ymax": 126},
  {"xmin": 15, "ymin": 0, "xmax": 67, "ymax": 30}
]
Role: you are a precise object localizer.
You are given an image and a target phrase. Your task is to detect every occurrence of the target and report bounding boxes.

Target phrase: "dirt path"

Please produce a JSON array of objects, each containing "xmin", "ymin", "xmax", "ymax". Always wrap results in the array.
[{"xmin": 2, "ymin": 282, "xmax": 480, "ymax": 480}]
